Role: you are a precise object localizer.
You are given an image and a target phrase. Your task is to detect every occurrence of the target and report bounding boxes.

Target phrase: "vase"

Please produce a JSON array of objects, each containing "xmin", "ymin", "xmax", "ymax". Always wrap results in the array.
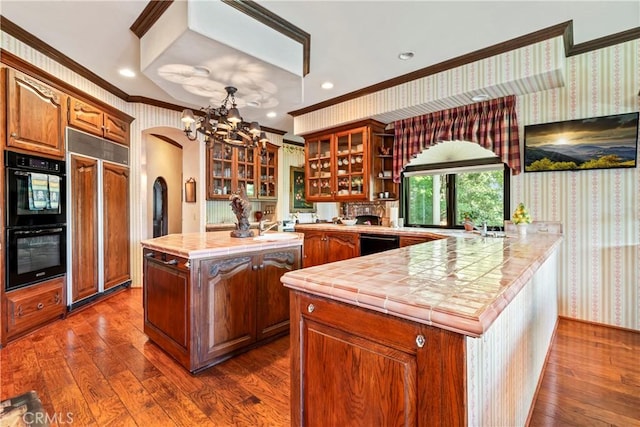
[{"xmin": 517, "ymin": 223, "xmax": 528, "ymax": 236}]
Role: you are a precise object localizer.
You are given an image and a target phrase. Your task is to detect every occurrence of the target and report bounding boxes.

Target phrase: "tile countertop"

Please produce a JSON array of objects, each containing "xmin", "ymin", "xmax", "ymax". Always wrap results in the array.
[
  {"xmin": 294, "ymin": 223, "xmax": 456, "ymax": 239},
  {"xmin": 140, "ymin": 231, "xmax": 304, "ymax": 260},
  {"xmin": 281, "ymin": 232, "xmax": 563, "ymax": 337}
]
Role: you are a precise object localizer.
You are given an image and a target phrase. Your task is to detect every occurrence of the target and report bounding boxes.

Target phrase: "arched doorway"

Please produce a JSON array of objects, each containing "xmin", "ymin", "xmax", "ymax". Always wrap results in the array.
[{"xmin": 153, "ymin": 177, "xmax": 168, "ymax": 237}]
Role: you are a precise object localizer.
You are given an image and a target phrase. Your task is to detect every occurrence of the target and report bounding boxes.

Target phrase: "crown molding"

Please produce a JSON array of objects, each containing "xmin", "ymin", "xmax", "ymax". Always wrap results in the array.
[
  {"xmin": 130, "ymin": 0, "xmax": 174, "ymax": 38},
  {"xmin": 289, "ymin": 21, "xmax": 640, "ymax": 117}
]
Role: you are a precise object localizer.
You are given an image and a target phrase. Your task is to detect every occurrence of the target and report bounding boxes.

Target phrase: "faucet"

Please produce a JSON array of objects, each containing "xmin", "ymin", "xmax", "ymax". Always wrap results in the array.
[
  {"xmin": 259, "ymin": 219, "xmax": 279, "ymax": 235},
  {"xmin": 473, "ymin": 221, "xmax": 488, "ymax": 236}
]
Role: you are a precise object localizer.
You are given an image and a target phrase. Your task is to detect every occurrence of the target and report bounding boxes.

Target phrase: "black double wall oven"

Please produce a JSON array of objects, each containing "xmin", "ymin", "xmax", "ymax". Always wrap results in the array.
[{"xmin": 5, "ymin": 150, "xmax": 67, "ymax": 291}]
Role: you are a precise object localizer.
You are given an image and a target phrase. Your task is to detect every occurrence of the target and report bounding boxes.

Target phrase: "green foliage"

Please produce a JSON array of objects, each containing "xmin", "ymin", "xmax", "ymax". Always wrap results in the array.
[
  {"xmin": 579, "ymin": 154, "xmax": 623, "ymax": 169},
  {"xmin": 406, "ymin": 169, "xmax": 504, "ymax": 228},
  {"xmin": 526, "ymin": 154, "xmax": 633, "ymax": 171},
  {"xmin": 526, "ymin": 158, "xmax": 577, "ymax": 171}
]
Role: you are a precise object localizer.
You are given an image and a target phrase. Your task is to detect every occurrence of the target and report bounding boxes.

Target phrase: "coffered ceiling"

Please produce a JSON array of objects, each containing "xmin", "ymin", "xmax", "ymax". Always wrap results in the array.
[{"xmin": 1, "ymin": 1, "xmax": 638, "ymax": 139}]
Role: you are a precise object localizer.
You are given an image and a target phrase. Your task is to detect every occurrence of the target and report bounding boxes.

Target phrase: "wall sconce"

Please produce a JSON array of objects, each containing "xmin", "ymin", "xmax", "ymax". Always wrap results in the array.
[{"xmin": 185, "ymin": 178, "xmax": 196, "ymax": 203}]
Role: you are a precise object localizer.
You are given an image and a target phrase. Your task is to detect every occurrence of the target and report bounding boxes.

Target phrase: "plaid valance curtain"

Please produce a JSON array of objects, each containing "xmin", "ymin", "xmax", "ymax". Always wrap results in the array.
[{"xmin": 392, "ymin": 95, "xmax": 521, "ymax": 183}]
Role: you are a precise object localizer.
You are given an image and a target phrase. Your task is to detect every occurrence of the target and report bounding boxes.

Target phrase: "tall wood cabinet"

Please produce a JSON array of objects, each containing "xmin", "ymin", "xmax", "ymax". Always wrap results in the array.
[
  {"xmin": 304, "ymin": 120, "xmax": 385, "ymax": 202},
  {"xmin": 103, "ymin": 163, "xmax": 130, "ymax": 290},
  {"xmin": 372, "ymin": 132, "xmax": 398, "ymax": 200},
  {"xmin": 69, "ymin": 151, "xmax": 130, "ymax": 305},
  {"xmin": 4, "ymin": 68, "xmax": 66, "ymax": 158},
  {"xmin": 70, "ymin": 155, "xmax": 100, "ymax": 301}
]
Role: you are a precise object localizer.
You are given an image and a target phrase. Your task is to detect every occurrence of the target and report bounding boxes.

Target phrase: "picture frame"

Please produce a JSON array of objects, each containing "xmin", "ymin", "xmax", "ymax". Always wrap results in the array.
[
  {"xmin": 184, "ymin": 177, "xmax": 196, "ymax": 203},
  {"xmin": 524, "ymin": 112, "xmax": 639, "ymax": 172},
  {"xmin": 289, "ymin": 166, "xmax": 315, "ymax": 212}
]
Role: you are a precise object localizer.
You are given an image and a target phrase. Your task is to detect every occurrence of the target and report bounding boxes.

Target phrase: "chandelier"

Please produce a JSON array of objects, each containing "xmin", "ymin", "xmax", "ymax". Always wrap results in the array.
[{"xmin": 180, "ymin": 86, "xmax": 269, "ymax": 149}]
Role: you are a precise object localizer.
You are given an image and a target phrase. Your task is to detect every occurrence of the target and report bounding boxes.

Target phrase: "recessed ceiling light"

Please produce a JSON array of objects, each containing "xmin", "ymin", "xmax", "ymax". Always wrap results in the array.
[
  {"xmin": 321, "ymin": 81, "xmax": 334, "ymax": 90},
  {"xmin": 119, "ymin": 68, "xmax": 136, "ymax": 78},
  {"xmin": 191, "ymin": 66, "xmax": 210, "ymax": 77},
  {"xmin": 266, "ymin": 112, "xmax": 277, "ymax": 118},
  {"xmin": 471, "ymin": 94, "xmax": 490, "ymax": 102},
  {"xmin": 398, "ymin": 51, "xmax": 414, "ymax": 60}
]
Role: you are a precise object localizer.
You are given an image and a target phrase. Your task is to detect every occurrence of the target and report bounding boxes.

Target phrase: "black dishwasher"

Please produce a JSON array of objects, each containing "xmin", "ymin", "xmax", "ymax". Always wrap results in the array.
[{"xmin": 360, "ymin": 233, "xmax": 400, "ymax": 256}]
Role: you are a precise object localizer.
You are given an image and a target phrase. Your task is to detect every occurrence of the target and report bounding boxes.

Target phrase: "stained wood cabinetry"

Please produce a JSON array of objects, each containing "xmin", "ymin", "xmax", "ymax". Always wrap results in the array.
[
  {"xmin": 70, "ymin": 154, "xmax": 130, "ymax": 304},
  {"xmin": 68, "ymin": 96, "xmax": 130, "ymax": 146},
  {"xmin": 304, "ymin": 120, "xmax": 385, "ymax": 202},
  {"xmin": 143, "ymin": 246, "xmax": 300, "ymax": 372},
  {"xmin": 70, "ymin": 155, "xmax": 99, "ymax": 301},
  {"xmin": 103, "ymin": 163, "xmax": 130, "ymax": 290},
  {"xmin": 399, "ymin": 235, "xmax": 438, "ymax": 247},
  {"xmin": 301, "ymin": 230, "xmax": 359, "ymax": 268},
  {"xmin": 207, "ymin": 141, "xmax": 279, "ymax": 200},
  {"xmin": 289, "ymin": 291, "xmax": 466, "ymax": 426},
  {"xmin": 4, "ymin": 68, "xmax": 66, "ymax": 157},
  {"xmin": 372, "ymin": 132, "xmax": 398, "ymax": 200},
  {"xmin": 3, "ymin": 276, "xmax": 66, "ymax": 343}
]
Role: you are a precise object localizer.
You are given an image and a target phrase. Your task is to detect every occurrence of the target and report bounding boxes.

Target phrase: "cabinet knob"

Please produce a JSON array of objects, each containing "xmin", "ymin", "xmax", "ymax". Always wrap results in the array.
[
  {"xmin": 416, "ymin": 335, "xmax": 426, "ymax": 348},
  {"xmin": 54, "ymin": 292, "xmax": 61, "ymax": 304},
  {"xmin": 37, "ymin": 302, "xmax": 44, "ymax": 310},
  {"xmin": 10, "ymin": 132, "xmax": 18, "ymax": 138},
  {"xmin": 252, "ymin": 265, "xmax": 259, "ymax": 271},
  {"xmin": 259, "ymin": 264, "xmax": 264, "ymax": 270},
  {"xmin": 307, "ymin": 304, "xmax": 315, "ymax": 313}
]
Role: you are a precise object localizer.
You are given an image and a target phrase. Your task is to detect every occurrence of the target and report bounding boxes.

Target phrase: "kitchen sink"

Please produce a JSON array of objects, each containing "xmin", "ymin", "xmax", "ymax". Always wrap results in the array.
[{"xmin": 253, "ymin": 233, "xmax": 300, "ymax": 241}]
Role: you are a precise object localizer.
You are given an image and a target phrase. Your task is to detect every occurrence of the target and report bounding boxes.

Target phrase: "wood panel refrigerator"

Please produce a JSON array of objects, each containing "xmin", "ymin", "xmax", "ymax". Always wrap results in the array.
[{"xmin": 66, "ymin": 128, "xmax": 130, "ymax": 310}]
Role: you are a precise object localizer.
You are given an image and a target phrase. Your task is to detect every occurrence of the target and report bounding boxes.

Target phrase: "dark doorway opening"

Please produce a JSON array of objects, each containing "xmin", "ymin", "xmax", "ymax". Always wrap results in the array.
[{"xmin": 153, "ymin": 177, "xmax": 168, "ymax": 237}]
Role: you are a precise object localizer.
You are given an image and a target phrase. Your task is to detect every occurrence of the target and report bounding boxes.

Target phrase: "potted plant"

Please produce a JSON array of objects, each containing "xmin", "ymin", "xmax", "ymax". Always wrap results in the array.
[
  {"xmin": 460, "ymin": 210, "xmax": 479, "ymax": 231},
  {"xmin": 512, "ymin": 202, "xmax": 532, "ymax": 235}
]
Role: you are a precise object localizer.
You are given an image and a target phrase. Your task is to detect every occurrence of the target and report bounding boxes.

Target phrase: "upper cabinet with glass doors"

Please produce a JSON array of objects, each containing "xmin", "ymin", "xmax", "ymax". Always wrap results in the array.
[
  {"xmin": 304, "ymin": 120, "xmax": 385, "ymax": 202},
  {"xmin": 206, "ymin": 140, "xmax": 278, "ymax": 201}
]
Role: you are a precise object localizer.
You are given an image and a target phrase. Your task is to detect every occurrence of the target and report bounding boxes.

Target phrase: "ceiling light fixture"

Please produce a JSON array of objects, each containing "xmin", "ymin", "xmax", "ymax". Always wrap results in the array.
[
  {"xmin": 321, "ymin": 81, "xmax": 334, "ymax": 90},
  {"xmin": 266, "ymin": 111, "xmax": 277, "ymax": 118},
  {"xmin": 471, "ymin": 94, "xmax": 490, "ymax": 102},
  {"xmin": 181, "ymin": 86, "xmax": 269, "ymax": 150},
  {"xmin": 398, "ymin": 51, "xmax": 414, "ymax": 60},
  {"xmin": 119, "ymin": 68, "xmax": 136, "ymax": 77}
]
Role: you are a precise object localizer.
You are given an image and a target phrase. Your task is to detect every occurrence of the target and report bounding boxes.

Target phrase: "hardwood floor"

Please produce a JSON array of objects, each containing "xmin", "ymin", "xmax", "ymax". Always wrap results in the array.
[
  {"xmin": 529, "ymin": 318, "xmax": 640, "ymax": 426},
  {"xmin": 1, "ymin": 288, "xmax": 638, "ymax": 426}
]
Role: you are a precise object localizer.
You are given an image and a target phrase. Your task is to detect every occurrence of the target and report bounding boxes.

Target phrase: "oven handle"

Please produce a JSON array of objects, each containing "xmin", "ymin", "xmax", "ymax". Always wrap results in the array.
[
  {"xmin": 13, "ymin": 227, "xmax": 64, "ymax": 235},
  {"xmin": 13, "ymin": 170, "xmax": 31, "ymax": 177}
]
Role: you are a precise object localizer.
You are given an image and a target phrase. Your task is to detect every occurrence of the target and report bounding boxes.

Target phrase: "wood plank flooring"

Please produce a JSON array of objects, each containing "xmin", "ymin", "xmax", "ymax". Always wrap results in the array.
[
  {"xmin": 529, "ymin": 318, "xmax": 640, "ymax": 426},
  {"xmin": 1, "ymin": 288, "xmax": 638, "ymax": 426}
]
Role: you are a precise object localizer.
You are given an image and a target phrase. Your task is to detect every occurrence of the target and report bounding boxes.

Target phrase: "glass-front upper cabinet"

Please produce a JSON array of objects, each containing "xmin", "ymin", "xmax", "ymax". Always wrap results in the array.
[
  {"xmin": 207, "ymin": 140, "xmax": 234, "ymax": 199},
  {"xmin": 306, "ymin": 134, "xmax": 333, "ymax": 200},
  {"xmin": 258, "ymin": 143, "xmax": 278, "ymax": 199},
  {"xmin": 237, "ymin": 146, "xmax": 256, "ymax": 198},
  {"xmin": 335, "ymin": 127, "xmax": 366, "ymax": 199},
  {"xmin": 304, "ymin": 121, "xmax": 384, "ymax": 202}
]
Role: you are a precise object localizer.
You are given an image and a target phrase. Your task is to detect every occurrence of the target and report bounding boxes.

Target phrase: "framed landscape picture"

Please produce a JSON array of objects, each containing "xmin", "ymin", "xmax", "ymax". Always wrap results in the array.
[
  {"xmin": 290, "ymin": 166, "xmax": 315, "ymax": 212},
  {"xmin": 524, "ymin": 112, "xmax": 639, "ymax": 172}
]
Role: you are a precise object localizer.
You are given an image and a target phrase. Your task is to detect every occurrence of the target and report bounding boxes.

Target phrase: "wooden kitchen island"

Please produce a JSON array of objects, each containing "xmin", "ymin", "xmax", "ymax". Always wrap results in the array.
[
  {"xmin": 140, "ymin": 231, "xmax": 303, "ymax": 373},
  {"xmin": 281, "ymin": 229, "xmax": 563, "ymax": 426}
]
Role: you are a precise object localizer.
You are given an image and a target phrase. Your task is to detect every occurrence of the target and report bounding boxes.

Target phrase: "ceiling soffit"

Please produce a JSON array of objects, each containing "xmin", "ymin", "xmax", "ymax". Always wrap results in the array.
[
  {"xmin": 293, "ymin": 36, "xmax": 567, "ymax": 136},
  {"xmin": 140, "ymin": 0, "xmax": 304, "ymax": 120}
]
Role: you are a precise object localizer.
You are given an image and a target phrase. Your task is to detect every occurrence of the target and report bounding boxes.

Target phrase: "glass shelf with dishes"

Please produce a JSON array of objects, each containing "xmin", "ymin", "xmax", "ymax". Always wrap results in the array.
[
  {"xmin": 258, "ymin": 143, "xmax": 278, "ymax": 199},
  {"xmin": 304, "ymin": 120, "xmax": 385, "ymax": 201}
]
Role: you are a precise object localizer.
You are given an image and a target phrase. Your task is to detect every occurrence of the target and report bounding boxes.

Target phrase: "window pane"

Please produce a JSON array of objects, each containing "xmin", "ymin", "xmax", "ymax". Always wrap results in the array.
[
  {"xmin": 407, "ymin": 174, "xmax": 447, "ymax": 226},
  {"xmin": 455, "ymin": 170, "xmax": 504, "ymax": 227}
]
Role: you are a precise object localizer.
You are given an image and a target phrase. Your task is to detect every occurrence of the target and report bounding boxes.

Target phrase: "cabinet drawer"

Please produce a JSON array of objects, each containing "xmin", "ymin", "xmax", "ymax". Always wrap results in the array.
[
  {"xmin": 143, "ymin": 250, "xmax": 190, "ymax": 273},
  {"xmin": 6, "ymin": 277, "xmax": 66, "ymax": 339}
]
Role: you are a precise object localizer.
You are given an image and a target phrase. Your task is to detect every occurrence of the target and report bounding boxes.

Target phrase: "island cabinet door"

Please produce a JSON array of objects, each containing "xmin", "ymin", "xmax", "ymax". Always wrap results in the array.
[
  {"xmin": 256, "ymin": 248, "xmax": 301, "ymax": 340},
  {"xmin": 197, "ymin": 255, "xmax": 256, "ymax": 366},
  {"xmin": 290, "ymin": 292, "xmax": 466, "ymax": 427},
  {"xmin": 143, "ymin": 254, "xmax": 191, "ymax": 369}
]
